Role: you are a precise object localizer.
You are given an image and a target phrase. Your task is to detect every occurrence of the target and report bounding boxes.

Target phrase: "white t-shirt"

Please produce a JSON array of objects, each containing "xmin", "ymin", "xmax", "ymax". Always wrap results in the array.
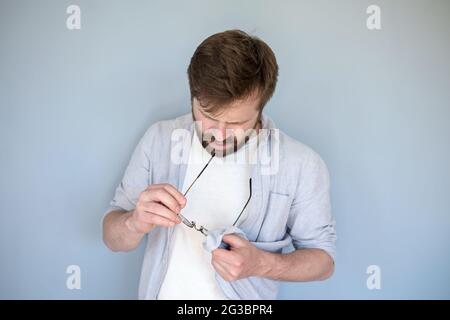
[{"xmin": 157, "ymin": 129, "xmax": 258, "ymax": 300}]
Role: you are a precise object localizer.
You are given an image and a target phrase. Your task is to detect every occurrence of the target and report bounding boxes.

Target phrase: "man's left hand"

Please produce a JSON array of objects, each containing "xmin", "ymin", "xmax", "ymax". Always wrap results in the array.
[{"xmin": 211, "ymin": 234, "xmax": 270, "ymax": 281}]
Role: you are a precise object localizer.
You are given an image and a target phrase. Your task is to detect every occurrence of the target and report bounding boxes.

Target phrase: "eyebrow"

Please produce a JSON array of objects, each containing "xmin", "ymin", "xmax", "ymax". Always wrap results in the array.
[
  {"xmin": 198, "ymin": 108, "xmax": 250, "ymax": 125},
  {"xmin": 227, "ymin": 119, "xmax": 248, "ymax": 125}
]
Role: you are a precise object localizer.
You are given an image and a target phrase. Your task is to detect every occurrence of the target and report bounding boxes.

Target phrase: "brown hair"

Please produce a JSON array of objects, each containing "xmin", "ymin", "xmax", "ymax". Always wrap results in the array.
[{"xmin": 187, "ymin": 29, "xmax": 278, "ymax": 115}]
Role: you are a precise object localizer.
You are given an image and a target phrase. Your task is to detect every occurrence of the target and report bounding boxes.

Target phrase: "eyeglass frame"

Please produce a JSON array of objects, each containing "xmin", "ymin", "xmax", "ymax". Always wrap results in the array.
[{"xmin": 177, "ymin": 151, "xmax": 253, "ymax": 237}]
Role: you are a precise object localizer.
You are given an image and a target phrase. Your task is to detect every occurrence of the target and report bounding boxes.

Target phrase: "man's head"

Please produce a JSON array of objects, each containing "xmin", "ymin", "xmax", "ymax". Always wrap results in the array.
[{"xmin": 188, "ymin": 29, "xmax": 278, "ymax": 156}]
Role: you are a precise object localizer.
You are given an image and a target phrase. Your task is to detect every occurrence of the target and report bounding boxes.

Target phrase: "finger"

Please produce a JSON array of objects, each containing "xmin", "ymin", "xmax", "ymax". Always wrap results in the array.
[
  {"xmin": 142, "ymin": 202, "xmax": 181, "ymax": 223},
  {"xmin": 213, "ymin": 254, "xmax": 239, "ymax": 270},
  {"xmin": 161, "ymin": 184, "xmax": 187, "ymax": 207},
  {"xmin": 211, "ymin": 260, "xmax": 234, "ymax": 281},
  {"xmin": 222, "ymin": 234, "xmax": 246, "ymax": 248},
  {"xmin": 212, "ymin": 249, "xmax": 241, "ymax": 266},
  {"xmin": 145, "ymin": 188, "xmax": 181, "ymax": 214},
  {"xmin": 141, "ymin": 213, "xmax": 176, "ymax": 228}
]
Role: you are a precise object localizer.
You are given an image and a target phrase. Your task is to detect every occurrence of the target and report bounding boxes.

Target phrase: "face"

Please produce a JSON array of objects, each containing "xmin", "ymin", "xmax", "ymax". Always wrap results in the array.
[{"xmin": 192, "ymin": 93, "xmax": 262, "ymax": 157}]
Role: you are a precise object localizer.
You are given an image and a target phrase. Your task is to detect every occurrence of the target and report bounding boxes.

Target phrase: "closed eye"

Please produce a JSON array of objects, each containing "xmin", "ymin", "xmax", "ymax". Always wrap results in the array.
[{"xmin": 199, "ymin": 108, "xmax": 249, "ymax": 125}]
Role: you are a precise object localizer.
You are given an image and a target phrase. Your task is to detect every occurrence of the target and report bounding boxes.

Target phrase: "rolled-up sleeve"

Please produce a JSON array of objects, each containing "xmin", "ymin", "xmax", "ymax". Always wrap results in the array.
[
  {"xmin": 287, "ymin": 150, "xmax": 337, "ymax": 261},
  {"xmin": 102, "ymin": 127, "xmax": 154, "ymax": 219}
]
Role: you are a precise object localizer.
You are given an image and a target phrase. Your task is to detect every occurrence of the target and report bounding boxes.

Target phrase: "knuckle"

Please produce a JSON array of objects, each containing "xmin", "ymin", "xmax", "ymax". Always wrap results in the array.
[
  {"xmin": 151, "ymin": 188, "xmax": 162, "ymax": 198},
  {"xmin": 139, "ymin": 192, "xmax": 150, "ymax": 203},
  {"xmin": 146, "ymin": 202, "xmax": 157, "ymax": 212},
  {"xmin": 234, "ymin": 257, "xmax": 243, "ymax": 267},
  {"xmin": 162, "ymin": 183, "xmax": 171, "ymax": 191}
]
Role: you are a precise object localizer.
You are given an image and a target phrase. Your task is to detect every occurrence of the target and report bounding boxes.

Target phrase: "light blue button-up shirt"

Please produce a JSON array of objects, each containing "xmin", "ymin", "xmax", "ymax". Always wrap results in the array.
[{"xmin": 104, "ymin": 112, "xmax": 336, "ymax": 299}]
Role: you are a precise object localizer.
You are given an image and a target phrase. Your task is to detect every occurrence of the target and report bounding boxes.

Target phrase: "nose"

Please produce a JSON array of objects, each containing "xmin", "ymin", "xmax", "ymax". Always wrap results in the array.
[
  {"xmin": 212, "ymin": 122, "xmax": 232, "ymax": 143},
  {"xmin": 215, "ymin": 122, "xmax": 233, "ymax": 142}
]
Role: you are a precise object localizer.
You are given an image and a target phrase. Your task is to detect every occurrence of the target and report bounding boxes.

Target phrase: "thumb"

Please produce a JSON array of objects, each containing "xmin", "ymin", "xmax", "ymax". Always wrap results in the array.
[{"xmin": 222, "ymin": 234, "xmax": 245, "ymax": 248}]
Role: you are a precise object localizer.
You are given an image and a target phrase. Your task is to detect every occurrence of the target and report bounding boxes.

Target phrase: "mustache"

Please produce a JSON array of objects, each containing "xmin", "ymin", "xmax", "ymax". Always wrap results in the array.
[
  {"xmin": 209, "ymin": 135, "xmax": 234, "ymax": 145},
  {"xmin": 201, "ymin": 134, "xmax": 250, "ymax": 150},
  {"xmin": 201, "ymin": 135, "xmax": 234, "ymax": 148}
]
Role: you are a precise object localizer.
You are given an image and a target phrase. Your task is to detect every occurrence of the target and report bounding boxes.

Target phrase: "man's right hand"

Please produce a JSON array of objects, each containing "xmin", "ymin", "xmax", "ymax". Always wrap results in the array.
[{"xmin": 125, "ymin": 183, "xmax": 186, "ymax": 234}]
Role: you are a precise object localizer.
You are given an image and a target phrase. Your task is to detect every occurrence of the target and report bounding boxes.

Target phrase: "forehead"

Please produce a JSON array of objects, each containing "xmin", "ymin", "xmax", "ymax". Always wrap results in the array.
[{"xmin": 194, "ymin": 93, "xmax": 260, "ymax": 121}]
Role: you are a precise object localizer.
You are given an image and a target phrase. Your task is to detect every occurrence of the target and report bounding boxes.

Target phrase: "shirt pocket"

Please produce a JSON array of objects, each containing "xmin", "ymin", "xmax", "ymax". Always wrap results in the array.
[{"xmin": 255, "ymin": 191, "xmax": 292, "ymax": 242}]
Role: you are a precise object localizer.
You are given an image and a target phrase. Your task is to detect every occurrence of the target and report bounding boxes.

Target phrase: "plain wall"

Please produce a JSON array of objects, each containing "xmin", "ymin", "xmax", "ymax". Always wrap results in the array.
[{"xmin": 1, "ymin": 0, "xmax": 449, "ymax": 299}]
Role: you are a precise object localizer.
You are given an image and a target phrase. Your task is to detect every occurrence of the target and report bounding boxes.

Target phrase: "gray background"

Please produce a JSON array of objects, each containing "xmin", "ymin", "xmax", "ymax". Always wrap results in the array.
[{"xmin": 0, "ymin": 0, "xmax": 449, "ymax": 299}]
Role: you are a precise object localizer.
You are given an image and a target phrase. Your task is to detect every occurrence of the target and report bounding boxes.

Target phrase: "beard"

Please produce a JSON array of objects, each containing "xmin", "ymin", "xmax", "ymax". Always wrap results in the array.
[
  {"xmin": 200, "ymin": 131, "xmax": 249, "ymax": 157},
  {"xmin": 192, "ymin": 113, "xmax": 260, "ymax": 158}
]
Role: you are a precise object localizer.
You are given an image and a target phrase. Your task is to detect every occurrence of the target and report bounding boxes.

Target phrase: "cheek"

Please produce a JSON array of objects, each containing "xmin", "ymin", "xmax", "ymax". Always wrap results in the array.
[
  {"xmin": 195, "ymin": 119, "xmax": 214, "ymax": 133},
  {"xmin": 202, "ymin": 121, "xmax": 216, "ymax": 131},
  {"xmin": 233, "ymin": 124, "xmax": 253, "ymax": 138},
  {"xmin": 194, "ymin": 112, "xmax": 215, "ymax": 130}
]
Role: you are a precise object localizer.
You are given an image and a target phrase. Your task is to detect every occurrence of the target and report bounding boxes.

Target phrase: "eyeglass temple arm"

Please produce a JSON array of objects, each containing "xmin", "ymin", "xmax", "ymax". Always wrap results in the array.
[
  {"xmin": 182, "ymin": 152, "xmax": 215, "ymax": 197},
  {"xmin": 232, "ymin": 178, "xmax": 252, "ymax": 227},
  {"xmin": 178, "ymin": 152, "xmax": 216, "ymax": 226}
]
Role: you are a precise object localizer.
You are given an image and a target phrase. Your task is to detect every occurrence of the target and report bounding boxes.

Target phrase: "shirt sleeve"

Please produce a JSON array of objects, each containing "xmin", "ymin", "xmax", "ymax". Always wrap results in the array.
[
  {"xmin": 102, "ymin": 127, "xmax": 154, "ymax": 220},
  {"xmin": 287, "ymin": 150, "xmax": 337, "ymax": 261}
]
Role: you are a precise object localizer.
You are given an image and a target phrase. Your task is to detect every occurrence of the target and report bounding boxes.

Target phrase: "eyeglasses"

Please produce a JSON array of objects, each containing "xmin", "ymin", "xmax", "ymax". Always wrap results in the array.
[{"xmin": 178, "ymin": 150, "xmax": 253, "ymax": 237}]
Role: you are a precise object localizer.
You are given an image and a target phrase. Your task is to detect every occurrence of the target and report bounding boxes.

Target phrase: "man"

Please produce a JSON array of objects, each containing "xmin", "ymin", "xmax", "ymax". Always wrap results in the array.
[{"xmin": 102, "ymin": 30, "xmax": 336, "ymax": 300}]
